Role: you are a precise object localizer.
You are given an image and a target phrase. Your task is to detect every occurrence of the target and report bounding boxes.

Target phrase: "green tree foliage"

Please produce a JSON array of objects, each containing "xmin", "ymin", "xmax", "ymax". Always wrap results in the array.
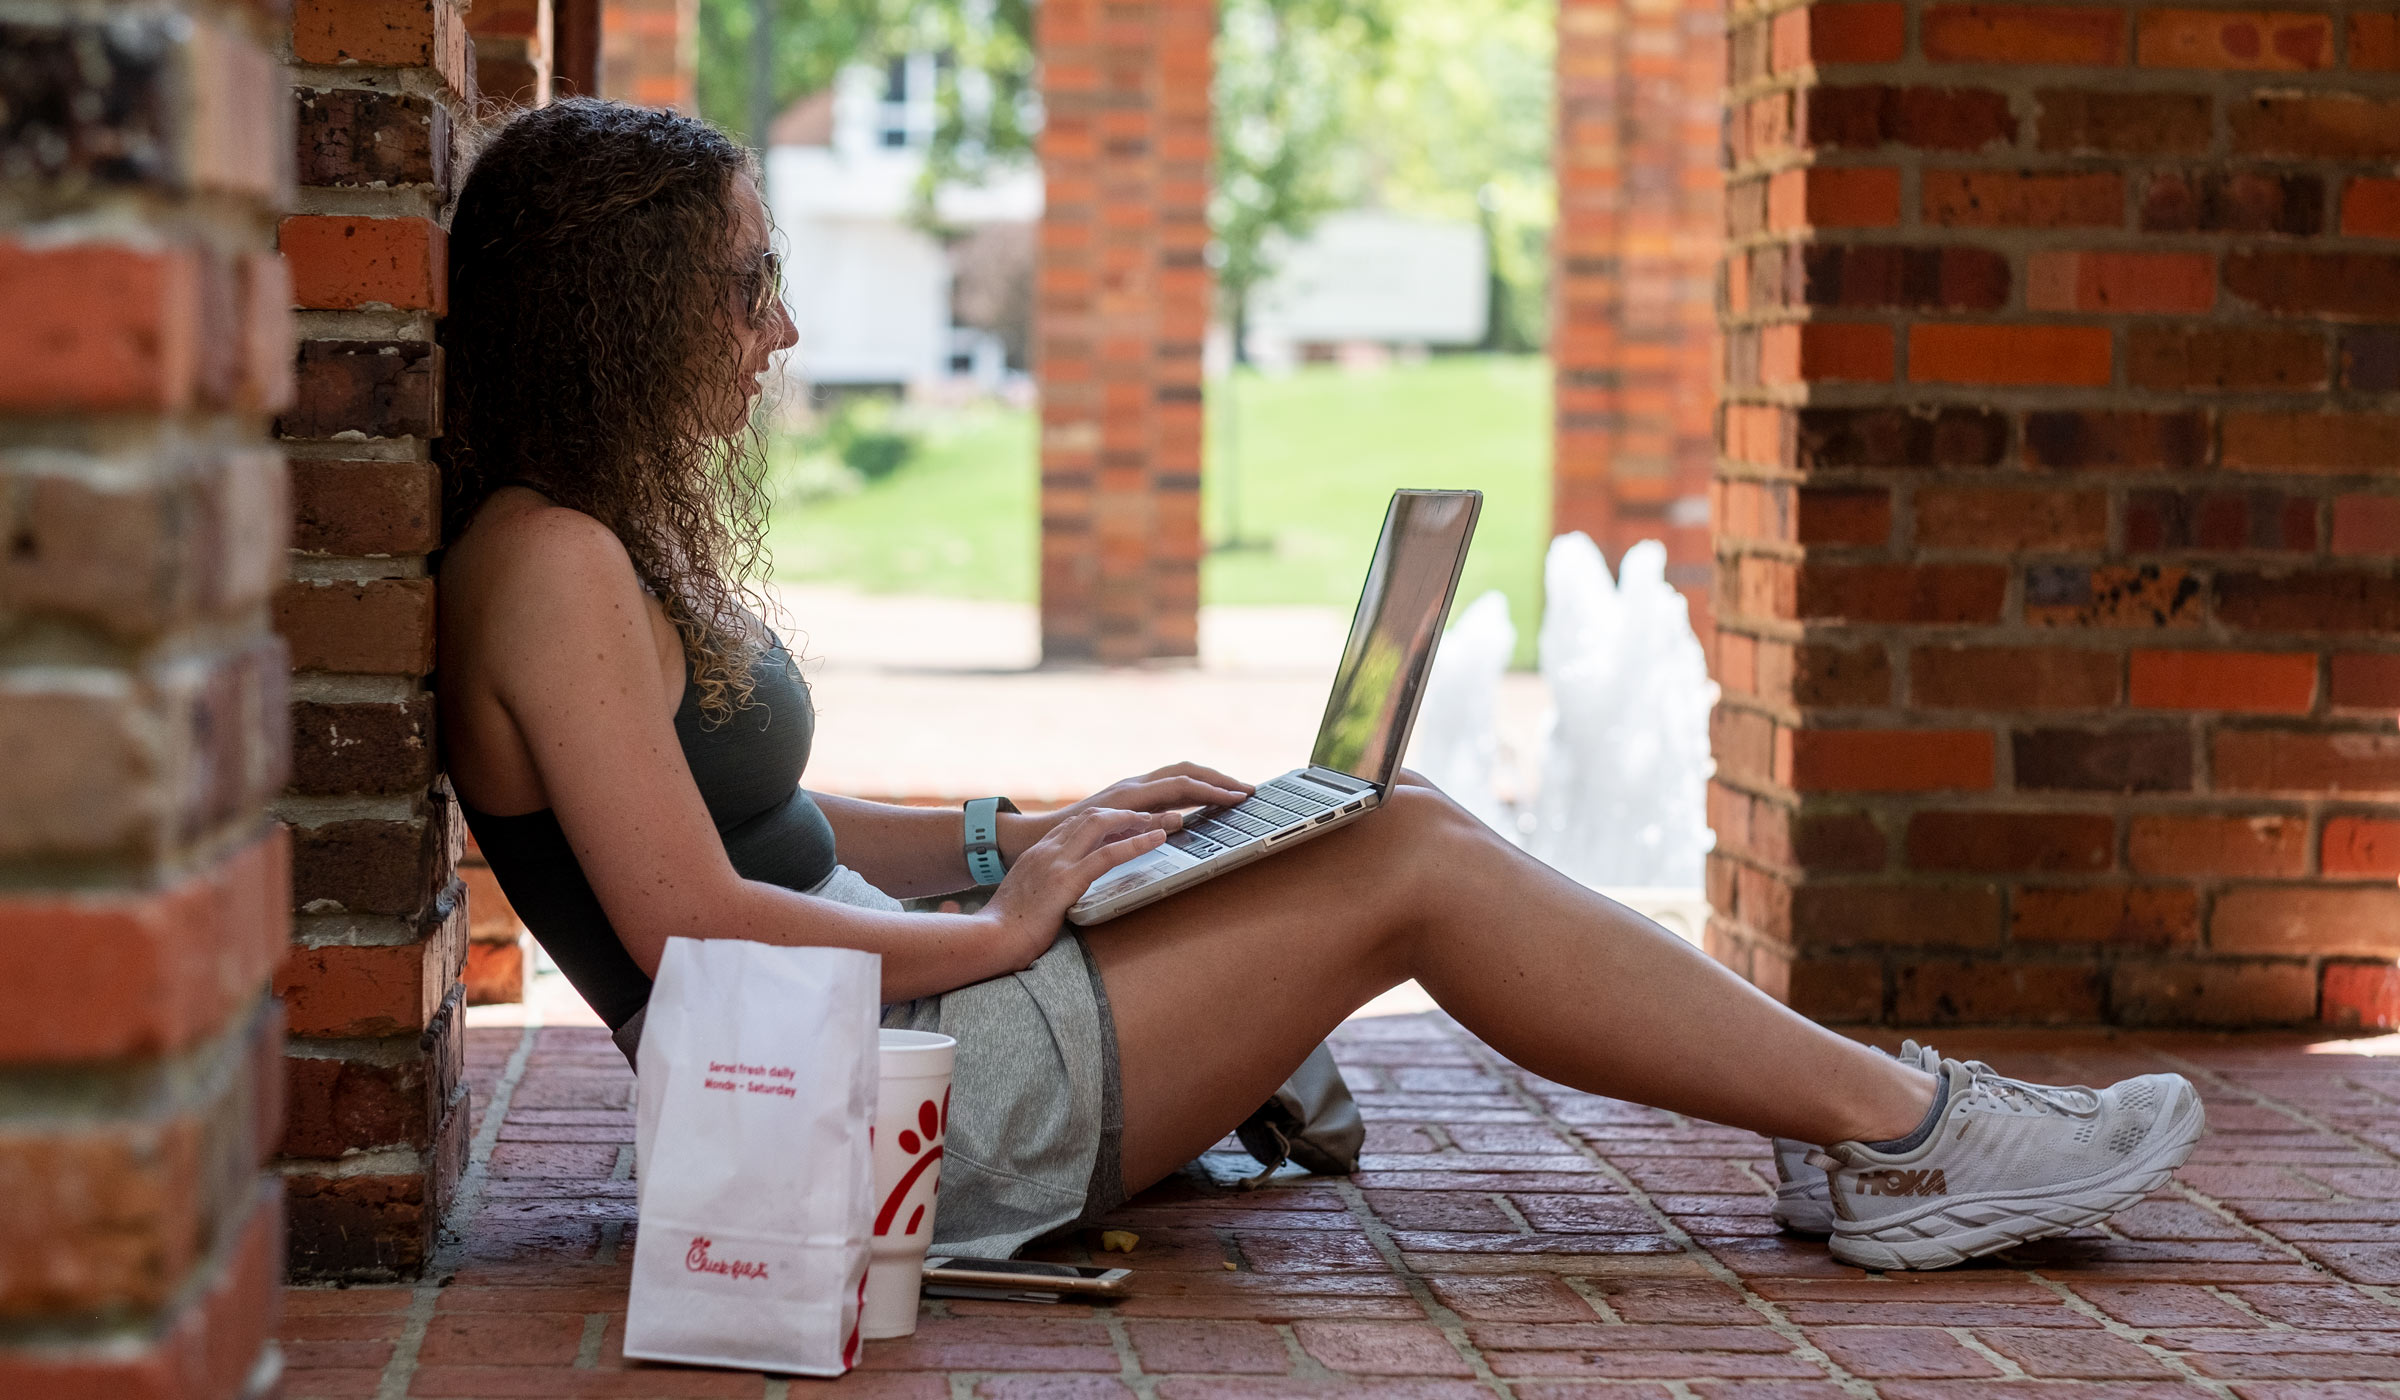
[
  {"xmin": 910, "ymin": 0, "xmax": 1040, "ymax": 211},
  {"xmin": 1211, "ymin": 0, "xmax": 1396, "ymax": 350},
  {"xmin": 696, "ymin": 0, "xmax": 891, "ymax": 147},
  {"xmin": 697, "ymin": 0, "xmax": 1037, "ymax": 231},
  {"xmin": 1335, "ymin": 0, "xmax": 1554, "ymax": 349}
]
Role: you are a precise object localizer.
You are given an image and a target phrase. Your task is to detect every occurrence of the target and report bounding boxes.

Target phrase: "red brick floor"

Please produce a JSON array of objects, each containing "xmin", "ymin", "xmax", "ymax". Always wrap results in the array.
[{"xmin": 281, "ymin": 1016, "xmax": 2400, "ymax": 1398}]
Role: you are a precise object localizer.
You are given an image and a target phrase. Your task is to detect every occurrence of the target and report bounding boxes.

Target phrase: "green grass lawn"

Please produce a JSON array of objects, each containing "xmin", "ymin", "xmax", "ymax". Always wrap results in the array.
[
  {"xmin": 1202, "ymin": 355, "xmax": 1550, "ymax": 647},
  {"xmin": 765, "ymin": 355, "xmax": 1553, "ymax": 657},
  {"xmin": 764, "ymin": 401, "xmax": 1042, "ymax": 602}
]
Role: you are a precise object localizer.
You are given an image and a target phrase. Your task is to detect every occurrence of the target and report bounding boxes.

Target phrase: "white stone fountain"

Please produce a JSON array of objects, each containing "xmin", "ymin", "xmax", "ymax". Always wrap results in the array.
[
  {"xmin": 1406, "ymin": 533, "xmax": 1717, "ymax": 939},
  {"xmin": 1405, "ymin": 589, "xmax": 1519, "ymax": 837}
]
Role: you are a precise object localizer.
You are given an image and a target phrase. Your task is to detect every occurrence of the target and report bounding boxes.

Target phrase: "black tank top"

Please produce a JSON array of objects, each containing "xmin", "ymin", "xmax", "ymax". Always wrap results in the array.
[{"xmin": 460, "ymin": 627, "xmax": 839, "ymax": 1029}]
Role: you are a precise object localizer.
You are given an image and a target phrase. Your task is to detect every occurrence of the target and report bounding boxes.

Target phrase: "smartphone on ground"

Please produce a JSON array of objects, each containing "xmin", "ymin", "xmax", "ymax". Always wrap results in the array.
[{"xmin": 920, "ymin": 1256, "xmax": 1132, "ymax": 1299}]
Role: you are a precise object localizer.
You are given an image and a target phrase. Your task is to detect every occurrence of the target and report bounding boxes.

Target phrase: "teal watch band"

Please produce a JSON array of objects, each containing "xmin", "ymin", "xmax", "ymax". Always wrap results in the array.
[{"xmin": 963, "ymin": 796, "xmax": 1019, "ymax": 886}]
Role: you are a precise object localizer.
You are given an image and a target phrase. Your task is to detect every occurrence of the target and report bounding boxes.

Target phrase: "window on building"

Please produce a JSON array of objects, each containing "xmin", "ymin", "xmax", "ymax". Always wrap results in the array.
[{"xmin": 879, "ymin": 57, "xmax": 912, "ymax": 147}]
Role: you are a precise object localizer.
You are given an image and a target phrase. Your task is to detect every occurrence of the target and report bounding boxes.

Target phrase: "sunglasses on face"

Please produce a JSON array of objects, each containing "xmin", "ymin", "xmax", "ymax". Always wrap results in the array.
[{"xmin": 746, "ymin": 250, "xmax": 783, "ymax": 325}]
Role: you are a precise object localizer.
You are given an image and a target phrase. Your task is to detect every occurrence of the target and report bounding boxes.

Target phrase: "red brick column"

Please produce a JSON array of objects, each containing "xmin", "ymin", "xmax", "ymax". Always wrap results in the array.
[
  {"xmin": 1036, "ymin": 0, "xmax": 1211, "ymax": 664},
  {"xmin": 276, "ymin": 0, "xmax": 473, "ymax": 1275},
  {"xmin": 1711, "ymin": 0, "xmax": 2400, "ymax": 1028},
  {"xmin": 1554, "ymin": 0, "xmax": 1726, "ymax": 621},
  {"xmin": 555, "ymin": 0, "xmax": 603, "ymax": 94},
  {"xmin": 0, "ymin": 2, "xmax": 294, "ymax": 1393},
  {"xmin": 470, "ymin": 0, "xmax": 553, "ymax": 106},
  {"xmin": 601, "ymin": 0, "xmax": 697, "ymax": 109}
]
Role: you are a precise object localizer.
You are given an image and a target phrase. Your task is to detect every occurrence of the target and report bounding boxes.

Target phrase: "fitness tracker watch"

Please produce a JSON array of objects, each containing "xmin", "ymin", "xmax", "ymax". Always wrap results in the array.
[{"xmin": 963, "ymin": 796, "xmax": 1020, "ymax": 886}]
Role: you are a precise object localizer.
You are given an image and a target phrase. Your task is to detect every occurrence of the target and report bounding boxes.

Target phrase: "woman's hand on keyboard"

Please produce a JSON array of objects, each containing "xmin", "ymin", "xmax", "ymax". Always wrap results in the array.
[
  {"xmin": 982, "ymin": 807, "xmax": 1179, "ymax": 964},
  {"xmin": 1000, "ymin": 763, "xmax": 1254, "ymax": 864}
]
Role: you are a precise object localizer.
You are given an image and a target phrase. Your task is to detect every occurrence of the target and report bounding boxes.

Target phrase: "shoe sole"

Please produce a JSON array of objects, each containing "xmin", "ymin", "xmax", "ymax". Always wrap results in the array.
[{"xmin": 1827, "ymin": 1087, "xmax": 2206, "ymax": 1272}]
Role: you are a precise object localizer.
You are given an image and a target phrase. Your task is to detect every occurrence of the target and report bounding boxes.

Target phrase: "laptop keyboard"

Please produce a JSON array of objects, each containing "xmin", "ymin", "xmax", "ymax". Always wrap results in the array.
[{"xmin": 1166, "ymin": 776, "xmax": 1358, "ymax": 860}]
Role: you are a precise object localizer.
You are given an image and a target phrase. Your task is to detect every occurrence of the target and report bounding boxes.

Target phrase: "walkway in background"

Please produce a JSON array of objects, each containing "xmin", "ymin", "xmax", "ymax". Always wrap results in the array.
[
  {"xmin": 771, "ymin": 585, "xmax": 1552, "ymax": 807},
  {"xmin": 284, "ymin": 1018, "xmax": 2400, "ymax": 1397}
]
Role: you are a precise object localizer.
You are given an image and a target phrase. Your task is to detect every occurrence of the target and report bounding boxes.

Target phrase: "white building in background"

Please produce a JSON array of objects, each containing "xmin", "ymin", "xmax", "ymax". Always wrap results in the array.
[
  {"xmin": 763, "ymin": 55, "xmax": 1041, "ymax": 392},
  {"xmin": 1241, "ymin": 210, "xmax": 1490, "ymax": 366}
]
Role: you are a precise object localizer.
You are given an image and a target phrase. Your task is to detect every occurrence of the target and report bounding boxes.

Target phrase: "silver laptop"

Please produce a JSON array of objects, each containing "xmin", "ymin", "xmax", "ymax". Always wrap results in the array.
[{"xmin": 1067, "ymin": 489, "xmax": 1482, "ymax": 926}]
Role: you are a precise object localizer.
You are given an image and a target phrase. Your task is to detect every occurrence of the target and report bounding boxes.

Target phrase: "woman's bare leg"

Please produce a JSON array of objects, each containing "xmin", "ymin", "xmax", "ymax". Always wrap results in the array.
[{"xmin": 1083, "ymin": 780, "xmax": 1936, "ymax": 1193}]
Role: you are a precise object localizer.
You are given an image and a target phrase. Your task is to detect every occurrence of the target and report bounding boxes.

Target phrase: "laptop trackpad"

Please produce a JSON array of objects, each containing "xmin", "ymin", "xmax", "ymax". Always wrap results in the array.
[{"xmin": 1077, "ymin": 843, "xmax": 1202, "ymax": 906}]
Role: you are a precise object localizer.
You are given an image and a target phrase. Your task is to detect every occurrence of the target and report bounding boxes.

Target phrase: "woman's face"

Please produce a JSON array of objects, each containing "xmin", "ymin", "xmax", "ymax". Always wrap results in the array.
[{"xmin": 716, "ymin": 175, "xmax": 798, "ymax": 433}]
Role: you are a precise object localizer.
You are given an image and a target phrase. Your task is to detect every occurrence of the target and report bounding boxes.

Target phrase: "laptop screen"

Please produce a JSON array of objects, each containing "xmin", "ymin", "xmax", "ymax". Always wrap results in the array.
[{"xmin": 1309, "ymin": 490, "xmax": 1482, "ymax": 789}]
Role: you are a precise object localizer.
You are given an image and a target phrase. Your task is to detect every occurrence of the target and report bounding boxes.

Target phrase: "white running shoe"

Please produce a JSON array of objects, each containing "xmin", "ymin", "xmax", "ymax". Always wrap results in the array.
[
  {"xmin": 1818, "ymin": 1058, "xmax": 2206, "ymax": 1271},
  {"xmin": 1770, "ymin": 1039, "xmax": 1943, "ymax": 1237}
]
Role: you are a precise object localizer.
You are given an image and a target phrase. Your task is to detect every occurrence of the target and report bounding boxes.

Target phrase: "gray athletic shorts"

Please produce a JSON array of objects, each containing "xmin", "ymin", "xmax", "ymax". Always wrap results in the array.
[{"xmin": 611, "ymin": 864, "xmax": 1125, "ymax": 1258}]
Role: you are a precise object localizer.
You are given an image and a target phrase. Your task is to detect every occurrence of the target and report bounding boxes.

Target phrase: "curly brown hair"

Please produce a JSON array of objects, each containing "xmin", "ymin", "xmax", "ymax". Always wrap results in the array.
[{"xmin": 441, "ymin": 98, "xmax": 776, "ymax": 721}]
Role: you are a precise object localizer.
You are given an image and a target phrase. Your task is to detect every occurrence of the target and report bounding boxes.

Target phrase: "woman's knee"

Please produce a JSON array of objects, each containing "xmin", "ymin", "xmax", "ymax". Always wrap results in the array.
[
  {"xmin": 1293, "ymin": 779, "xmax": 1492, "ymax": 916},
  {"xmin": 1382, "ymin": 775, "xmax": 1482, "ymax": 836},
  {"xmin": 1368, "ymin": 781, "xmax": 1503, "ymax": 891},
  {"xmin": 1333, "ymin": 784, "xmax": 1495, "ymax": 965}
]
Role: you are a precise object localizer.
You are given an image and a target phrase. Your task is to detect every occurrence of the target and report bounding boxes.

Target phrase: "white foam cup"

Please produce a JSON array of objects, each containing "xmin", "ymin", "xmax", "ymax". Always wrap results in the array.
[{"xmin": 860, "ymin": 1029, "xmax": 956, "ymax": 1340}]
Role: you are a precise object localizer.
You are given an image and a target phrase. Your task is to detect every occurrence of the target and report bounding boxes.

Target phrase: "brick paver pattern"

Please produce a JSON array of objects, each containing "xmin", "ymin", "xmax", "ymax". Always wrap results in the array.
[{"xmin": 282, "ymin": 1017, "xmax": 2400, "ymax": 1398}]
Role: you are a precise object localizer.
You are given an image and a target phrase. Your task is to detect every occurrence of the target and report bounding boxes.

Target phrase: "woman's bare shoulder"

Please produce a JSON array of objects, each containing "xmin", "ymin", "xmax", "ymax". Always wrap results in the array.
[
  {"xmin": 449, "ymin": 494, "xmax": 637, "ymax": 594},
  {"xmin": 441, "ymin": 492, "xmax": 674, "ymax": 708},
  {"xmin": 446, "ymin": 494, "xmax": 663, "ymax": 635},
  {"xmin": 440, "ymin": 493, "xmax": 684, "ymax": 802}
]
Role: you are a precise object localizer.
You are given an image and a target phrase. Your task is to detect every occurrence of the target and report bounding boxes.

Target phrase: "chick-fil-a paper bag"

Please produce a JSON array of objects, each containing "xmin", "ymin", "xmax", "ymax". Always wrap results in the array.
[{"xmin": 625, "ymin": 938, "xmax": 879, "ymax": 1375}]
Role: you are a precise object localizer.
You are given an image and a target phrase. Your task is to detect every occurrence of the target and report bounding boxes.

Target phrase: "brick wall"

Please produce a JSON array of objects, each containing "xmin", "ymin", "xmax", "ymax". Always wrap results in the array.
[
  {"xmin": 601, "ymin": 0, "xmax": 697, "ymax": 109},
  {"xmin": 0, "ymin": 0, "xmax": 294, "ymax": 1393},
  {"xmin": 1035, "ymin": 0, "xmax": 1212, "ymax": 664},
  {"xmin": 1554, "ymin": 0, "xmax": 1726, "ymax": 622},
  {"xmin": 1710, "ymin": 0, "xmax": 2400, "ymax": 1028},
  {"xmin": 471, "ymin": 0, "xmax": 554, "ymax": 107},
  {"xmin": 277, "ymin": 0, "xmax": 473, "ymax": 1275}
]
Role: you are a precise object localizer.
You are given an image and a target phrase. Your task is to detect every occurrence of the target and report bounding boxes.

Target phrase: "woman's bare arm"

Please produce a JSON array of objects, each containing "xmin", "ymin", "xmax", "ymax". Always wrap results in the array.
[
  {"xmin": 468, "ymin": 506, "xmax": 1167, "ymax": 999},
  {"xmin": 810, "ymin": 795, "xmax": 1031, "ymax": 899},
  {"xmin": 816, "ymin": 768, "xmax": 1257, "ymax": 899},
  {"xmin": 815, "ymin": 755, "xmax": 1251, "ymax": 899}
]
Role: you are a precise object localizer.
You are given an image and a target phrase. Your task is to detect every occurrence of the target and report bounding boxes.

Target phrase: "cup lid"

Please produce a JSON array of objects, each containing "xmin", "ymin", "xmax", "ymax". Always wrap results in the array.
[
  {"xmin": 878, "ymin": 1028, "xmax": 956, "ymax": 1073},
  {"xmin": 879, "ymin": 1029, "xmax": 956, "ymax": 1051}
]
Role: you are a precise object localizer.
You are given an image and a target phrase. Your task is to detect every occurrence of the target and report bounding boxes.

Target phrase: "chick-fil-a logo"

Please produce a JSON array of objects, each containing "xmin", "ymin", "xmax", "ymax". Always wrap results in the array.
[{"xmin": 685, "ymin": 1236, "xmax": 770, "ymax": 1281}]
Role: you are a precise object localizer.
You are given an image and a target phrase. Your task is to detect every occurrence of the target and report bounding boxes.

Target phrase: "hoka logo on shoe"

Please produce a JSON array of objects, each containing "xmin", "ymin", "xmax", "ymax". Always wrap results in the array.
[{"xmin": 1851, "ymin": 1168, "xmax": 1948, "ymax": 1197}]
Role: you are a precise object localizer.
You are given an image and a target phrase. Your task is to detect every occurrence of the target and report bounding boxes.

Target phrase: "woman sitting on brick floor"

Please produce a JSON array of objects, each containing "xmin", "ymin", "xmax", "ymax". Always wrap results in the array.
[{"xmin": 436, "ymin": 98, "xmax": 2204, "ymax": 1273}]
